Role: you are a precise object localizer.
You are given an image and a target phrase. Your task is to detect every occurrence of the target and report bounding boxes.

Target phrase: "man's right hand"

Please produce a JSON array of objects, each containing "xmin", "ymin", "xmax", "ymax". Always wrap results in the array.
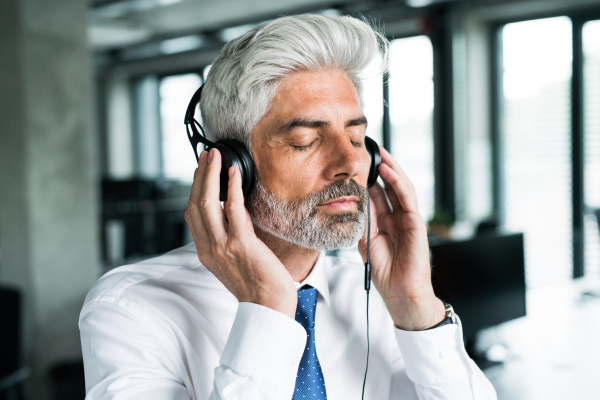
[{"xmin": 185, "ymin": 148, "xmax": 298, "ymax": 319}]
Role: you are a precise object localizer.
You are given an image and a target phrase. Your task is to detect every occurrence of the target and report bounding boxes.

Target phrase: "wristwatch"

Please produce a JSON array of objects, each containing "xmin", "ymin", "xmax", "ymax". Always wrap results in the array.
[{"xmin": 425, "ymin": 302, "xmax": 457, "ymax": 330}]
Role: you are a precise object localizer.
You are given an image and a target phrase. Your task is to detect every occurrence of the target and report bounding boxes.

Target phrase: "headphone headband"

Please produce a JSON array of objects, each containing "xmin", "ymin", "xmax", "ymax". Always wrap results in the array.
[
  {"xmin": 184, "ymin": 86, "xmax": 202, "ymax": 125},
  {"xmin": 184, "ymin": 84, "xmax": 216, "ymax": 161}
]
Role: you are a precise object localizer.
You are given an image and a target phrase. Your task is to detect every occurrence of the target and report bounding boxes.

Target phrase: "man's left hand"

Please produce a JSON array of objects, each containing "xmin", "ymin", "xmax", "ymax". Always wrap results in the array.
[{"xmin": 358, "ymin": 146, "xmax": 446, "ymax": 331}]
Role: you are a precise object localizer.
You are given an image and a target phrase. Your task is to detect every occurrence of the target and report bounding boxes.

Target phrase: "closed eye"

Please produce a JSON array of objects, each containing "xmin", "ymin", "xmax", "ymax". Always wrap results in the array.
[{"xmin": 292, "ymin": 140, "xmax": 317, "ymax": 151}]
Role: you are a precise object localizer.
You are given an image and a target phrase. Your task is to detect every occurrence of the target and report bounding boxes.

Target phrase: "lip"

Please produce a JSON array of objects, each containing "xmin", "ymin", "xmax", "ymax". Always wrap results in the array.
[
  {"xmin": 319, "ymin": 196, "xmax": 359, "ymax": 206},
  {"xmin": 317, "ymin": 196, "xmax": 359, "ymax": 212}
]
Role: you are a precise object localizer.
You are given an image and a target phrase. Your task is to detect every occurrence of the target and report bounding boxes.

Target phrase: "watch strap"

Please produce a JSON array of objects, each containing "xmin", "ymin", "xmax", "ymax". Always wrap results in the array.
[
  {"xmin": 425, "ymin": 316, "xmax": 453, "ymax": 330},
  {"xmin": 424, "ymin": 302, "xmax": 457, "ymax": 330}
]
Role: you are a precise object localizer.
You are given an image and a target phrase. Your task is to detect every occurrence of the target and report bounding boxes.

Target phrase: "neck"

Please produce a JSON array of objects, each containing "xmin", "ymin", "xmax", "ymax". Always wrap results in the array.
[{"xmin": 254, "ymin": 226, "xmax": 320, "ymax": 282}]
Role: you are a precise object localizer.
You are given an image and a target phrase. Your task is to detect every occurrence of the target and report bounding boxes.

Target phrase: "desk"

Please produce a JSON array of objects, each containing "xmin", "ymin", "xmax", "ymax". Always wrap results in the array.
[{"xmin": 482, "ymin": 278, "xmax": 600, "ymax": 399}]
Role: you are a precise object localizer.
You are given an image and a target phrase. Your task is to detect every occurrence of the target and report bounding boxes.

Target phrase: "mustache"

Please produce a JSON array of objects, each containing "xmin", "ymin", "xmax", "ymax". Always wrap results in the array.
[
  {"xmin": 302, "ymin": 179, "xmax": 368, "ymax": 216},
  {"xmin": 247, "ymin": 178, "xmax": 368, "ymax": 215}
]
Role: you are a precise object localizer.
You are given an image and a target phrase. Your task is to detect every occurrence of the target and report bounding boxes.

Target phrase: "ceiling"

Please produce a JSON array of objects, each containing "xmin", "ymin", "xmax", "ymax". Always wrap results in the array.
[
  {"xmin": 87, "ymin": 0, "xmax": 464, "ymax": 53},
  {"xmin": 89, "ymin": 0, "xmax": 356, "ymax": 51}
]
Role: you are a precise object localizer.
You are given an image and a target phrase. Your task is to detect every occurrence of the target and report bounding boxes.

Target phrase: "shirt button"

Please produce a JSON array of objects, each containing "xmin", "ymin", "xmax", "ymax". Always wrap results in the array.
[
  {"xmin": 439, "ymin": 349, "xmax": 451, "ymax": 359},
  {"xmin": 291, "ymin": 356, "xmax": 300, "ymax": 366}
]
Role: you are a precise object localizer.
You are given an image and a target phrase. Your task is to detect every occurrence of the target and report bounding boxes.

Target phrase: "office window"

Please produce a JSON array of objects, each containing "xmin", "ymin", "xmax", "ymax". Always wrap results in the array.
[
  {"xmin": 501, "ymin": 17, "xmax": 573, "ymax": 287},
  {"xmin": 388, "ymin": 36, "xmax": 435, "ymax": 221},
  {"xmin": 584, "ymin": 20, "xmax": 600, "ymax": 276},
  {"xmin": 159, "ymin": 73, "xmax": 203, "ymax": 183}
]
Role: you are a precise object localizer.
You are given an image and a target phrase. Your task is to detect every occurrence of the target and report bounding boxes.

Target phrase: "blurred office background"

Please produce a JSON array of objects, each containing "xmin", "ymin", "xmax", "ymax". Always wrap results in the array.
[{"xmin": 1, "ymin": 0, "xmax": 600, "ymax": 399}]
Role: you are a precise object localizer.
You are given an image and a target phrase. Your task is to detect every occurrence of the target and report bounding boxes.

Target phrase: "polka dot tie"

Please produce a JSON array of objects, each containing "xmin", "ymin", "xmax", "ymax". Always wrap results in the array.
[{"xmin": 293, "ymin": 286, "xmax": 327, "ymax": 400}]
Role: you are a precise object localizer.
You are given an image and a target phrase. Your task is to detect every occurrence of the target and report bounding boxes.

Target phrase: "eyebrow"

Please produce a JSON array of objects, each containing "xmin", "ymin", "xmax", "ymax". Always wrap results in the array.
[
  {"xmin": 275, "ymin": 116, "xmax": 368, "ymax": 136},
  {"xmin": 347, "ymin": 116, "xmax": 368, "ymax": 127}
]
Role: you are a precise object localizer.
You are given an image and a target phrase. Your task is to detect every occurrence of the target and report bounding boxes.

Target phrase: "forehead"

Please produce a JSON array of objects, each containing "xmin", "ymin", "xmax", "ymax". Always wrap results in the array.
[{"xmin": 268, "ymin": 69, "xmax": 362, "ymax": 118}]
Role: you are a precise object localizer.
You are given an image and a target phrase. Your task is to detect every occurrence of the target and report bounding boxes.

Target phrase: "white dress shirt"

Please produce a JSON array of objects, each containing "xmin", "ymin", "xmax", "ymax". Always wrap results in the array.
[{"xmin": 80, "ymin": 243, "xmax": 497, "ymax": 400}]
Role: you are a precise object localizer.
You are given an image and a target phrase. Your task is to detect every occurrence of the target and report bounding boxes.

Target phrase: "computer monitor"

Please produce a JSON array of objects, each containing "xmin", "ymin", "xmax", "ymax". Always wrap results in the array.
[{"xmin": 429, "ymin": 233, "xmax": 526, "ymax": 346}]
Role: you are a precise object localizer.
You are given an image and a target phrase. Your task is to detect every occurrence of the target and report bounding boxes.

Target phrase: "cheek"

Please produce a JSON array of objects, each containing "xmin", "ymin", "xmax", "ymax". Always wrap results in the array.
[
  {"xmin": 258, "ymin": 152, "xmax": 324, "ymax": 201},
  {"xmin": 357, "ymin": 150, "xmax": 371, "ymax": 184}
]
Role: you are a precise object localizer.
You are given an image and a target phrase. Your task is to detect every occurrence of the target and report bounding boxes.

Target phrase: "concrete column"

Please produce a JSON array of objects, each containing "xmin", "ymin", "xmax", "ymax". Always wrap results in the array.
[{"xmin": 0, "ymin": 0, "xmax": 99, "ymax": 398}]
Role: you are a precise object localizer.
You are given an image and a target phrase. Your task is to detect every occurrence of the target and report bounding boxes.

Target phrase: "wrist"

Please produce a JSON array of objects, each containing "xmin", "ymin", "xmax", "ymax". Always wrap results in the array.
[
  {"xmin": 389, "ymin": 295, "xmax": 446, "ymax": 331},
  {"xmin": 261, "ymin": 297, "xmax": 297, "ymax": 319},
  {"xmin": 246, "ymin": 283, "xmax": 298, "ymax": 319}
]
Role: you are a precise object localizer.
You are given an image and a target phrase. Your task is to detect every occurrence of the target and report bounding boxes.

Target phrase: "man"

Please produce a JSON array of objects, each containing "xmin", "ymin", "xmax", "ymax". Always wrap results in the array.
[{"xmin": 80, "ymin": 14, "xmax": 497, "ymax": 399}]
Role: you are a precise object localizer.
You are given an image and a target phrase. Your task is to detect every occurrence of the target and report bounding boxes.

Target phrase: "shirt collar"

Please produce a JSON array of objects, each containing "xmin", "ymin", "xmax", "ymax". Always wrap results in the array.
[{"xmin": 294, "ymin": 250, "xmax": 330, "ymax": 307}]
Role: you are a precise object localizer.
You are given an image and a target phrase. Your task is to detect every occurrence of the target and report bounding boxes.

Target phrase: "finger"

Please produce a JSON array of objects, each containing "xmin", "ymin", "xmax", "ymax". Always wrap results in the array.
[
  {"xmin": 379, "ymin": 147, "xmax": 418, "ymax": 210},
  {"xmin": 189, "ymin": 151, "xmax": 208, "ymax": 204},
  {"xmin": 378, "ymin": 147, "xmax": 410, "ymax": 211},
  {"xmin": 200, "ymin": 148, "xmax": 227, "ymax": 241},
  {"xmin": 225, "ymin": 166, "xmax": 250, "ymax": 236},
  {"xmin": 380, "ymin": 176, "xmax": 401, "ymax": 211},
  {"xmin": 185, "ymin": 198, "xmax": 210, "ymax": 244},
  {"xmin": 381, "ymin": 148, "xmax": 415, "ymax": 190},
  {"xmin": 380, "ymin": 146, "xmax": 411, "ymax": 181},
  {"xmin": 378, "ymin": 162, "xmax": 419, "ymax": 214},
  {"xmin": 369, "ymin": 181, "xmax": 392, "ymax": 219},
  {"xmin": 244, "ymin": 208, "xmax": 254, "ymax": 229},
  {"xmin": 186, "ymin": 151, "xmax": 210, "ymax": 240},
  {"xmin": 221, "ymin": 202, "xmax": 230, "ymax": 232}
]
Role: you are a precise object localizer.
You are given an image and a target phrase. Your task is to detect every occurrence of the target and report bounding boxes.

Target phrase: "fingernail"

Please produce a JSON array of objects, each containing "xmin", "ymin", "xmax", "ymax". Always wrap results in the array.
[
  {"xmin": 198, "ymin": 151, "xmax": 205, "ymax": 165},
  {"xmin": 229, "ymin": 167, "xmax": 235, "ymax": 178},
  {"xmin": 208, "ymin": 149, "xmax": 214, "ymax": 163}
]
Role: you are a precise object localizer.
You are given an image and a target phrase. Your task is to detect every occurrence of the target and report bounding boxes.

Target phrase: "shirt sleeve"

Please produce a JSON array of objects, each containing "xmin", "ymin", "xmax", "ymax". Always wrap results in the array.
[
  {"xmin": 393, "ymin": 315, "xmax": 498, "ymax": 400},
  {"xmin": 209, "ymin": 302, "xmax": 307, "ymax": 399},
  {"xmin": 80, "ymin": 300, "xmax": 191, "ymax": 400},
  {"xmin": 80, "ymin": 299, "xmax": 307, "ymax": 400}
]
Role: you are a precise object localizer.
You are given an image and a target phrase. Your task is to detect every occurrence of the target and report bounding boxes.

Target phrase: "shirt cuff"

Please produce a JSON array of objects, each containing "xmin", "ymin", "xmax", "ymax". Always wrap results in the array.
[
  {"xmin": 394, "ymin": 316, "xmax": 469, "ymax": 385},
  {"xmin": 220, "ymin": 302, "xmax": 307, "ymax": 391}
]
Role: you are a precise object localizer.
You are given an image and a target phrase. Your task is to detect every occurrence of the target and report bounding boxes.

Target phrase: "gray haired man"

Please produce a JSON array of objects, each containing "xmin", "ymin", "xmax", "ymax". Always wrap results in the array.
[{"xmin": 80, "ymin": 14, "xmax": 497, "ymax": 400}]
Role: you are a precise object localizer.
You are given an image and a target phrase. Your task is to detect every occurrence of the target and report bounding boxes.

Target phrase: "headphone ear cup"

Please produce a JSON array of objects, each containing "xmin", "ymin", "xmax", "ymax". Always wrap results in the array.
[
  {"xmin": 365, "ymin": 136, "xmax": 381, "ymax": 188},
  {"xmin": 212, "ymin": 139, "xmax": 256, "ymax": 202}
]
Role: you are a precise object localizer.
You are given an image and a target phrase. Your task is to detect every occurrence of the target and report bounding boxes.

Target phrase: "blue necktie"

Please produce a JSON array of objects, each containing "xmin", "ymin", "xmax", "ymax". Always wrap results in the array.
[{"xmin": 293, "ymin": 286, "xmax": 327, "ymax": 400}]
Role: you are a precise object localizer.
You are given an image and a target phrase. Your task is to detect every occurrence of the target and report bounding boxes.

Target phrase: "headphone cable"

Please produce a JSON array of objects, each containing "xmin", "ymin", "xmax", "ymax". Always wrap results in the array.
[{"xmin": 362, "ymin": 198, "xmax": 371, "ymax": 400}]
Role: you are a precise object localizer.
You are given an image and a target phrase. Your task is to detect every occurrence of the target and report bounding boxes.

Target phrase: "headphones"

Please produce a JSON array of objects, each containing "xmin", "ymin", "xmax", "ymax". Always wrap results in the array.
[{"xmin": 184, "ymin": 85, "xmax": 381, "ymax": 201}]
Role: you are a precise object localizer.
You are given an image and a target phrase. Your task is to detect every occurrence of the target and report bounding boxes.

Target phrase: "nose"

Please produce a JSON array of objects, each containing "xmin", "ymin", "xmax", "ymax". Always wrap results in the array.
[{"xmin": 323, "ymin": 131, "xmax": 364, "ymax": 182}]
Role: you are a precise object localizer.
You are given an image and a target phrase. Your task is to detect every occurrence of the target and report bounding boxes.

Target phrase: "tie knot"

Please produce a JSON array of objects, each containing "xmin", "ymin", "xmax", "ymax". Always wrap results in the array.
[{"xmin": 295, "ymin": 286, "xmax": 318, "ymax": 330}]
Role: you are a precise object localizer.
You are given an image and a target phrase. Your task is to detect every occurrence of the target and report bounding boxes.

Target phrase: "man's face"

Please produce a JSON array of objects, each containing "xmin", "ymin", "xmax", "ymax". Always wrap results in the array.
[{"xmin": 248, "ymin": 69, "xmax": 371, "ymax": 250}]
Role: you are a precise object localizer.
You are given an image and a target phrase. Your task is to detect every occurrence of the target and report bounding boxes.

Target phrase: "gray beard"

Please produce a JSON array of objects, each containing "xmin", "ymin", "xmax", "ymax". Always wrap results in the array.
[{"xmin": 247, "ymin": 178, "xmax": 368, "ymax": 250}]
